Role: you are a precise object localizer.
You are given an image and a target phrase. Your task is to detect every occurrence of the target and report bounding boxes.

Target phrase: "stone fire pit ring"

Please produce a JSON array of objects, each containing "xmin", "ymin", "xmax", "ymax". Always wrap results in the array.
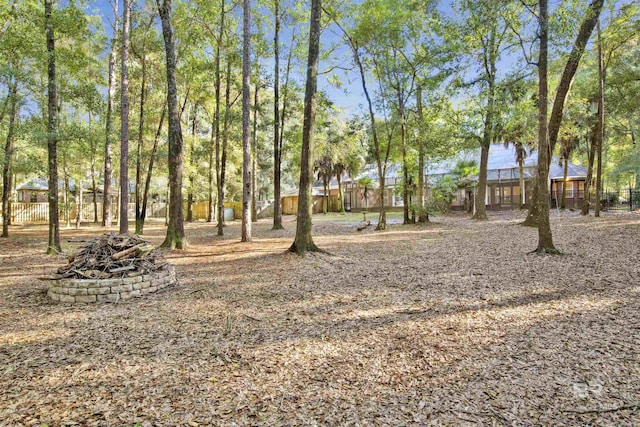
[{"xmin": 47, "ymin": 266, "xmax": 176, "ymax": 303}]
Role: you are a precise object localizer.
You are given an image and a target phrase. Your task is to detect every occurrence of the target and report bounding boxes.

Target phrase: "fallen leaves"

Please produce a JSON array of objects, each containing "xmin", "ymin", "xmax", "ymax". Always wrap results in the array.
[{"xmin": 0, "ymin": 211, "xmax": 639, "ymax": 425}]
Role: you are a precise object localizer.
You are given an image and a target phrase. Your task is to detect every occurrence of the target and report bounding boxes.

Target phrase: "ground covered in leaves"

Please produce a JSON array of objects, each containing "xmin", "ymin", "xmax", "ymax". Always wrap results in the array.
[{"xmin": 1, "ymin": 210, "xmax": 639, "ymax": 426}]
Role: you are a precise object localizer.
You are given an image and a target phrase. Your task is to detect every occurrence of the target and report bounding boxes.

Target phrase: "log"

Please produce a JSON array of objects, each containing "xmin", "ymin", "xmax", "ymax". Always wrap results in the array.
[{"xmin": 111, "ymin": 243, "xmax": 146, "ymax": 260}]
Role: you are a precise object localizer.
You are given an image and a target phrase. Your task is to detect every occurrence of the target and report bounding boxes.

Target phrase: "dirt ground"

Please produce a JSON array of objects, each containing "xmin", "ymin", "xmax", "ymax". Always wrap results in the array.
[{"xmin": 0, "ymin": 210, "xmax": 639, "ymax": 426}]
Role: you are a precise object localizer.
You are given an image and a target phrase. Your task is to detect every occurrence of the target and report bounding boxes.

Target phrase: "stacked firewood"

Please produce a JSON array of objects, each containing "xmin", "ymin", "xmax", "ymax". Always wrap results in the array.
[{"xmin": 52, "ymin": 233, "xmax": 166, "ymax": 280}]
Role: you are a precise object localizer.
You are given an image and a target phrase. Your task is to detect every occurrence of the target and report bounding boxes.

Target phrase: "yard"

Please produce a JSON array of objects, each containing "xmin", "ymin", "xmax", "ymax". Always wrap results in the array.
[{"xmin": 1, "ymin": 211, "xmax": 639, "ymax": 426}]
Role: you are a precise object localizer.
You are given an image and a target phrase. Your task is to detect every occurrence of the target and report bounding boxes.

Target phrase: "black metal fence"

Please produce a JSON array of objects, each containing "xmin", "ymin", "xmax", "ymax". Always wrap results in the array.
[{"xmin": 600, "ymin": 189, "xmax": 640, "ymax": 211}]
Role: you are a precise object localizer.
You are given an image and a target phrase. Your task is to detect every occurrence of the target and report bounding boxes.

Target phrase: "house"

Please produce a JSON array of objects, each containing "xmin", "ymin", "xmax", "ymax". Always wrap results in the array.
[
  {"xmin": 281, "ymin": 187, "xmax": 340, "ymax": 215},
  {"xmin": 16, "ymin": 178, "xmax": 49, "ymax": 203},
  {"xmin": 338, "ymin": 143, "xmax": 588, "ymax": 212}
]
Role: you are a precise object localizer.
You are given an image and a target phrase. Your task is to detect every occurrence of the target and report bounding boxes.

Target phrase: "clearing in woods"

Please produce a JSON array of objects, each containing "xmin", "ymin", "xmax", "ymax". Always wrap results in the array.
[{"xmin": 1, "ymin": 211, "xmax": 639, "ymax": 425}]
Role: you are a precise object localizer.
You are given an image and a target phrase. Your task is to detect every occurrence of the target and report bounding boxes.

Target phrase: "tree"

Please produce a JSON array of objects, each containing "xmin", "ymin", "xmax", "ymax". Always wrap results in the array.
[
  {"xmin": 251, "ymin": 82, "xmax": 259, "ymax": 222},
  {"xmin": 45, "ymin": 0, "xmax": 60, "ymax": 254},
  {"xmin": 456, "ymin": 0, "xmax": 516, "ymax": 221},
  {"xmin": 157, "ymin": 0, "xmax": 186, "ymax": 249},
  {"xmin": 119, "ymin": 0, "xmax": 131, "ymax": 234},
  {"xmin": 103, "ymin": 0, "xmax": 118, "ymax": 227},
  {"xmin": 534, "ymin": 0, "xmax": 555, "ymax": 252},
  {"xmin": 1, "ymin": 80, "xmax": 18, "ymax": 237},
  {"xmin": 523, "ymin": 0, "xmax": 605, "ymax": 227},
  {"xmin": 241, "ymin": 0, "xmax": 251, "ymax": 242},
  {"xmin": 329, "ymin": 6, "xmax": 392, "ymax": 230},
  {"xmin": 132, "ymin": 11, "xmax": 156, "ymax": 234},
  {"xmin": 272, "ymin": 0, "xmax": 284, "ymax": 230},
  {"xmin": 289, "ymin": 0, "xmax": 321, "ymax": 254}
]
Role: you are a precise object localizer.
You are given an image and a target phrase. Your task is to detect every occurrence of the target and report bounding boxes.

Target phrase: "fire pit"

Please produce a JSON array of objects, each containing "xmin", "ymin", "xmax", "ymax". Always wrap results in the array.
[{"xmin": 45, "ymin": 233, "xmax": 177, "ymax": 303}]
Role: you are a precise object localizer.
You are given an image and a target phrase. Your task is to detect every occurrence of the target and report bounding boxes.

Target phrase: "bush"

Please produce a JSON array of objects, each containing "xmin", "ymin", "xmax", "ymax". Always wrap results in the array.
[{"xmin": 428, "ymin": 177, "xmax": 458, "ymax": 213}]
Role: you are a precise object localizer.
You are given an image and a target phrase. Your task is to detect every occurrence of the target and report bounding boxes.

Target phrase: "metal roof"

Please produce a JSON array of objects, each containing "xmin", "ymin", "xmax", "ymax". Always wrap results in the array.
[{"xmin": 354, "ymin": 144, "xmax": 587, "ymax": 183}]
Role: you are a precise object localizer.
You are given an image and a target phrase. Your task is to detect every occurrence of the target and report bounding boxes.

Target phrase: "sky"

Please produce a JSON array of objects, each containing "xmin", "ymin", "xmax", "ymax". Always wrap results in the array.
[
  {"xmin": 86, "ymin": 0, "xmax": 627, "ymax": 120},
  {"xmin": 89, "ymin": 0, "xmax": 375, "ymax": 117}
]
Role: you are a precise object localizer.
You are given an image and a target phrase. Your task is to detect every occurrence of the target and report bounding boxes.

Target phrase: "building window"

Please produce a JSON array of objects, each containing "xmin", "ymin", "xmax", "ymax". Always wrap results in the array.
[
  {"xmin": 564, "ymin": 182, "xmax": 574, "ymax": 198},
  {"xmin": 30, "ymin": 192, "xmax": 38, "ymax": 202},
  {"xmin": 393, "ymin": 190, "xmax": 403, "ymax": 207}
]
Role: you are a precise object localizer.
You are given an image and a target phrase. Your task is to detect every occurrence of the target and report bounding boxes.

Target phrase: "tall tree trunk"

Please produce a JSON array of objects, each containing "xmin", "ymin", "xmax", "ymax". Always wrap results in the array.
[
  {"xmin": 45, "ymin": 0, "xmax": 60, "ymax": 254},
  {"xmin": 357, "ymin": 50, "xmax": 387, "ymax": 229},
  {"xmin": 323, "ymin": 177, "xmax": 328, "ymax": 214},
  {"xmin": 518, "ymin": 153, "xmax": 524, "ymax": 209},
  {"xmin": 534, "ymin": 0, "xmax": 556, "ymax": 253},
  {"xmin": 399, "ymin": 97, "xmax": 411, "ymax": 224},
  {"xmin": 337, "ymin": 172, "xmax": 344, "ymax": 214},
  {"xmin": 416, "ymin": 85, "xmax": 428, "ymax": 222},
  {"xmin": 272, "ymin": 0, "xmax": 283, "ymax": 230},
  {"xmin": 63, "ymin": 156, "xmax": 70, "ymax": 228},
  {"xmin": 594, "ymin": 19, "xmax": 605, "ymax": 218},
  {"xmin": 157, "ymin": 0, "xmax": 186, "ymax": 249},
  {"xmin": 140, "ymin": 108, "xmax": 166, "ymax": 234},
  {"xmin": 208, "ymin": 117, "xmax": 216, "ymax": 223},
  {"xmin": 217, "ymin": 58, "xmax": 233, "ymax": 235},
  {"xmin": 581, "ymin": 119, "xmax": 598, "ymax": 215},
  {"xmin": 119, "ymin": 0, "xmax": 131, "ymax": 234},
  {"xmin": 2, "ymin": 81, "xmax": 17, "ymax": 238},
  {"xmin": 187, "ymin": 104, "xmax": 196, "ymax": 222},
  {"xmin": 289, "ymin": 0, "xmax": 322, "ymax": 254},
  {"xmin": 89, "ymin": 113, "xmax": 99, "ymax": 223},
  {"xmin": 135, "ymin": 43, "xmax": 147, "ymax": 233},
  {"xmin": 241, "ymin": 0, "xmax": 252, "ymax": 243},
  {"xmin": 75, "ymin": 180, "xmax": 82, "ymax": 228},
  {"xmin": 212, "ymin": 0, "xmax": 224, "ymax": 225},
  {"xmin": 103, "ymin": 0, "xmax": 118, "ymax": 227},
  {"xmin": 252, "ymin": 84, "xmax": 259, "ymax": 223},
  {"xmin": 474, "ymin": 25, "xmax": 496, "ymax": 221}
]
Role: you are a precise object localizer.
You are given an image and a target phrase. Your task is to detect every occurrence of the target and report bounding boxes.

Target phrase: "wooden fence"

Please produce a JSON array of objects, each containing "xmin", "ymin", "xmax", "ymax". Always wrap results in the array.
[{"xmin": 4, "ymin": 200, "xmax": 247, "ymax": 224}]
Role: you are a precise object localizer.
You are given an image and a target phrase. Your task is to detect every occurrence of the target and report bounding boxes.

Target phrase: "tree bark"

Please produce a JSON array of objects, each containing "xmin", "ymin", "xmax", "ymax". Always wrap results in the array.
[
  {"xmin": 63, "ymin": 154, "xmax": 70, "ymax": 228},
  {"xmin": 581, "ymin": 119, "xmax": 598, "ymax": 215},
  {"xmin": 289, "ymin": 0, "xmax": 322, "ymax": 254},
  {"xmin": 594, "ymin": 19, "xmax": 605, "ymax": 218},
  {"xmin": 272, "ymin": 0, "xmax": 284, "ymax": 230},
  {"xmin": 2, "ymin": 81, "xmax": 17, "ymax": 238},
  {"xmin": 119, "ymin": 0, "xmax": 131, "ymax": 234},
  {"xmin": 207, "ymin": 117, "xmax": 216, "ymax": 223},
  {"xmin": 518, "ymin": 151, "xmax": 524, "ymax": 209},
  {"xmin": 217, "ymin": 58, "xmax": 233, "ymax": 235},
  {"xmin": 89, "ymin": 113, "xmax": 99, "ymax": 223},
  {"xmin": 561, "ymin": 158, "xmax": 568, "ymax": 209},
  {"xmin": 399, "ymin": 98, "xmax": 411, "ymax": 224},
  {"xmin": 547, "ymin": 0, "xmax": 605, "ymax": 156},
  {"xmin": 252, "ymin": 84, "xmax": 259, "ymax": 223},
  {"xmin": 157, "ymin": 0, "xmax": 186, "ymax": 249},
  {"xmin": 416, "ymin": 85, "xmax": 428, "ymax": 222},
  {"xmin": 337, "ymin": 172, "xmax": 344, "ymax": 214},
  {"xmin": 140, "ymin": 108, "xmax": 166, "ymax": 234},
  {"xmin": 103, "ymin": 0, "xmax": 118, "ymax": 227},
  {"xmin": 187, "ymin": 104, "xmax": 196, "ymax": 222},
  {"xmin": 210, "ymin": 0, "xmax": 225, "ymax": 224},
  {"xmin": 45, "ymin": 0, "xmax": 60, "ymax": 254},
  {"xmin": 241, "ymin": 0, "xmax": 252, "ymax": 242},
  {"xmin": 135, "ymin": 35, "xmax": 147, "ymax": 234},
  {"xmin": 534, "ymin": 0, "xmax": 557, "ymax": 253},
  {"xmin": 75, "ymin": 179, "xmax": 82, "ymax": 228}
]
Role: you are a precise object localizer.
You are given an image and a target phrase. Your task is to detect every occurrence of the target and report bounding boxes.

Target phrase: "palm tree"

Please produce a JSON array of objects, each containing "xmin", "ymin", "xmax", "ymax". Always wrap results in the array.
[
  {"xmin": 503, "ymin": 138, "xmax": 529, "ymax": 209},
  {"xmin": 314, "ymin": 154, "xmax": 332, "ymax": 214}
]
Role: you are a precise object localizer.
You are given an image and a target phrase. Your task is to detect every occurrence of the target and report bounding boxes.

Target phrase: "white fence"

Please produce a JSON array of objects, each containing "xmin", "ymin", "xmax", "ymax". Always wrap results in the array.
[{"xmin": 4, "ymin": 202, "xmax": 167, "ymax": 224}]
